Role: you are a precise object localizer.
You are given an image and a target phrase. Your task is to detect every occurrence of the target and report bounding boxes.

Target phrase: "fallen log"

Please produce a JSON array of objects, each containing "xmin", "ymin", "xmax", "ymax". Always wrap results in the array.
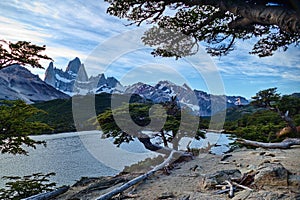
[
  {"xmin": 21, "ymin": 185, "xmax": 70, "ymax": 200},
  {"xmin": 237, "ymin": 138, "xmax": 300, "ymax": 149},
  {"xmin": 96, "ymin": 150, "xmax": 188, "ymax": 200}
]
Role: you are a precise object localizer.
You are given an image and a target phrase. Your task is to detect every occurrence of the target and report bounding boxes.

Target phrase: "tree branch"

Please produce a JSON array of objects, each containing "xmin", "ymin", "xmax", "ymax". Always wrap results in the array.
[{"xmin": 179, "ymin": 0, "xmax": 300, "ymax": 33}]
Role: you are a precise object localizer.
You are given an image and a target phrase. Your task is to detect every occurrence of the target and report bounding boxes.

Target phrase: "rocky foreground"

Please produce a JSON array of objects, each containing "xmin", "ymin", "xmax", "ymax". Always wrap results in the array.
[{"xmin": 55, "ymin": 146, "xmax": 300, "ymax": 200}]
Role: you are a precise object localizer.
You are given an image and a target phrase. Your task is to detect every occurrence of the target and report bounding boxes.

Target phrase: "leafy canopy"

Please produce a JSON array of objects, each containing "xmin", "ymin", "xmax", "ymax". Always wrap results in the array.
[
  {"xmin": 0, "ymin": 100, "xmax": 51, "ymax": 155},
  {"xmin": 105, "ymin": 0, "xmax": 300, "ymax": 58},
  {"xmin": 0, "ymin": 40, "xmax": 52, "ymax": 69}
]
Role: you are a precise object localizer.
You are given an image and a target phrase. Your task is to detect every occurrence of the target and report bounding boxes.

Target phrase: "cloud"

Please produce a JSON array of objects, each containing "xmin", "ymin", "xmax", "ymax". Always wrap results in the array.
[
  {"xmin": 214, "ymin": 39, "xmax": 300, "ymax": 82},
  {"xmin": 0, "ymin": 0, "xmax": 299, "ymax": 97},
  {"xmin": 0, "ymin": 16, "xmax": 51, "ymax": 43}
]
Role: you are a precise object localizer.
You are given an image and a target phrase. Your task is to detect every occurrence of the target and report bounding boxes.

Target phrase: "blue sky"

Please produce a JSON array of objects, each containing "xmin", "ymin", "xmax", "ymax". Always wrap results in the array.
[{"xmin": 0, "ymin": 0, "xmax": 299, "ymax": 99}]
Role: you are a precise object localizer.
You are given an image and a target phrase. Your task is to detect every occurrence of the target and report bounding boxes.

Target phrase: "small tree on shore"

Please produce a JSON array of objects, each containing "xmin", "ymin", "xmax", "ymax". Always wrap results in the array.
[
  {"xmin": 96, "ymin": 102, "xmax": 205, "ymax": 152},
  {"xmin": 251, "ymin": 88, "xmax": 300, "ymax": 137}
]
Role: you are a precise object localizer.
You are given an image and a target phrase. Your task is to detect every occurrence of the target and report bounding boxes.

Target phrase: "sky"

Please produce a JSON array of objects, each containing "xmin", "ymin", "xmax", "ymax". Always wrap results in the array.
[{"xmin": 0, "ymin": 0, "xmax": 299, "ymax": 99}]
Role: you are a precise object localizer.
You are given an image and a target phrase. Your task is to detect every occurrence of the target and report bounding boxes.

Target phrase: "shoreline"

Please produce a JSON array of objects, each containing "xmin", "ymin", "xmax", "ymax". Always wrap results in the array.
[{"xmin": 55, "ymin": 145, "xmax": 300, "ymax": 199}]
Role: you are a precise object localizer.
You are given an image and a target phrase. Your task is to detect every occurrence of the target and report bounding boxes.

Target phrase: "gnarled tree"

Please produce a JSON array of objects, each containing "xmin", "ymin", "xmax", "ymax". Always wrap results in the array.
[
  {"xmin": 105, "ymin": 0, "xmax": 300, "ymax": 57},
  {"xmin": 96, "ymin": 101, "xmax": 205, "ymax": 154}
]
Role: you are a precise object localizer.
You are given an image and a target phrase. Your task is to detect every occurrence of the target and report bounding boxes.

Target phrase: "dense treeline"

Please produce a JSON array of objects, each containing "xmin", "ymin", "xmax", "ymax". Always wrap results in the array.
[
  {"xmin": 31, "ymin": 93, "xmax": 148, "ymax": 133},
  {"xmin": 224, "ymin": 91, "xmax": 300, "ymax": 142},
  {"xmin": 29, "ymin": 90, "xmax": 300, "ymax": 144}
]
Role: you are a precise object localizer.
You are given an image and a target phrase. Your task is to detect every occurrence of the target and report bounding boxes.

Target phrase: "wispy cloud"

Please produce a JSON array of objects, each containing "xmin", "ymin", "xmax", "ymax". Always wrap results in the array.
[{"xmin": 0, "ymin": 0, "xmax": 299, "ymax": 97}]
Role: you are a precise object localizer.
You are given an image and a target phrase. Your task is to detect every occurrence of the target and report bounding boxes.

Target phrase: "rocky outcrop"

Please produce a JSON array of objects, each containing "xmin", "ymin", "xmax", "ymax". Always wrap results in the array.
[
  {"xmin": 65, "ymin": 57, "xmax": 81, "ymax": 75},
  {"xmin": 0, "ymin": 65, "xmax": 69, "ymax": 103},
  {"xmin": 44, "ymin": 58, "xmax": 122, "ymax": 95},
  {"xmin": 125, "ymin": 80, "xmax": 249, "ymax": 116},
  {"xmin": 254, "ymin": 162, "xmax": 288, "ymax": 187}
]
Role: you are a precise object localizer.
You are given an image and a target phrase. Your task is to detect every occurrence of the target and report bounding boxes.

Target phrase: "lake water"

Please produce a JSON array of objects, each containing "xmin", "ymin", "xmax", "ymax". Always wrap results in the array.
[{"xmin": 0, "ymin": 130, "xmax": 234, "ymax": 188}]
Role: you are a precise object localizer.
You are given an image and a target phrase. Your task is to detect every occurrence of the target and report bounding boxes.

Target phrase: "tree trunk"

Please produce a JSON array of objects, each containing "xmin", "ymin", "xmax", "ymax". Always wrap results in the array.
[
  {"xmin": 96, "ymin": 151, "xmax": 180, "ymax": 200},
  {"xmin": 276, "ymin": 108, "xmax": 297, "ymax": 131},
  {"xmin": 181, "ymin": 0, "xmax": 300, "ymax": 33},
  {"xmin": 172, "ymin": 136, "xmax": 179, "ymax": 151},
  {"xmin": 22, "ymin": 186, "xmax": 70, "ymax": 200},
  {"xmin": 226, "ymin": 4, "xmax": 300, "ymax": 33},
  {"xmin": 160, "ymin": 131, "xmax": 169, "ymax": 148},
  {"xmin": 137, "ymin": 132, "xmax": 173, "ymax": 155},
  {"xmin": 237, "ymin": 138, "xmax": 300, "ymax": 149}
]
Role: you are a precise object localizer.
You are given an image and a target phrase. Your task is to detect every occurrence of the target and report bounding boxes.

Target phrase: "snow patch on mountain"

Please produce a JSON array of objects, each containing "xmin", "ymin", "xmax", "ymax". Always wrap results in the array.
[
  {"xmin": 43, "ymin": 57, "xmax": 249, "ymax": 116},
  {"xmin": 44, "ymin": 58, "xmax": 121, "ymax": 95}
]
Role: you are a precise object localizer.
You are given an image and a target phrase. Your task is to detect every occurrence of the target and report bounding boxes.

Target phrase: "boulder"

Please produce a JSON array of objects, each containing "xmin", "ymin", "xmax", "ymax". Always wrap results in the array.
[{"xmin": 254, "ymin": 163, "xmax": 288, "ymax": 187}]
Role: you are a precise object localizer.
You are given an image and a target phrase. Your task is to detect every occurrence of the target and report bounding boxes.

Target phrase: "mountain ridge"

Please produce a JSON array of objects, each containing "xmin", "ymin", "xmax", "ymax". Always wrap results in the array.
[
  {"xmin": 44, "ymin": 58, "xmax": 249, "ymax": 116},
  {"xmin": 0, "ymin": 65, "xmax": 69, "ymax": 103}
]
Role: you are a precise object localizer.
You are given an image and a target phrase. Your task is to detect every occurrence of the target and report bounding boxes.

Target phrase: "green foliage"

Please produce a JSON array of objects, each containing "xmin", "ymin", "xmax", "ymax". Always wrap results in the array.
[
  {"xmin": 97, "ymin": 101, "xmax": 205, "ymax": 149},
  {"xmin": 0, "ymin": 40, "xmax": 52, "ymax": 69},
  {"xmin": 294, "ymin": 114, "xmax": 300, "ymax": 126},
  {"xmin": 32, "ymin": 98, "xmax": 76, "ymax": 133},
  {"xmin": 0, "ymin": 173, "xmax": 56, "ymax": 200},
  {"xmin": 31, "ymin": 93, "xmax": 147, "ymax": 134},
  {"xmin": 233, "ymin": 110, "xmax": 285, "ymax": 142},
  {"xmin": 226, "ymin": 109, "xmax": 289, "ymax": 142},
  {"xmin": 0, "ymin": 100, "xmax": 51, "ymax": 155},
  {"xmin": 224, "ymin": 90, "xmax": 300, "ymax": 142},
  {"xmin": 277, "ymin": 95, "xmax": 300, "ymax": 117},
  {"xmin": 251, "ymin": 87, "xmax": 280, "ymax": 109}
]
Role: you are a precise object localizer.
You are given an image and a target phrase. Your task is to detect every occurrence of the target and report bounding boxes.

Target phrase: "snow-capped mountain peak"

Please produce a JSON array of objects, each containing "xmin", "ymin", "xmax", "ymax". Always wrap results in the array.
[
  {"xmin": 43, "ymin": 58, "xmax": 249, "ymax": 116},
  {"xmin": 44, "ymin": 58, "xmax": 122, "ymax": 96}
]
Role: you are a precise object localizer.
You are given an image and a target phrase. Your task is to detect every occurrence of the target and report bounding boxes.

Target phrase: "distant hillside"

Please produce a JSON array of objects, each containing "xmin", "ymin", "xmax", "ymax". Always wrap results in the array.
[
  {"xmin": 0, "ymin": 65, "xmax": 69, "ymax": 103},
  {"xmin": 31, "ymin": 93, "xmax": 148, "ymax": 133},
  {"xmin": 291, "ymin": 93, "xmax": 300, "ymax": 98}
]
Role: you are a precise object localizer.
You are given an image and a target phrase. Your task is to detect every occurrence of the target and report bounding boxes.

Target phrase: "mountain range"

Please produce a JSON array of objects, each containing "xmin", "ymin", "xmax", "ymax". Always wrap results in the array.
[
  {"xmin": 44, "ymin": 57, "xmax": 248, "ymax": 116},
  {"xmin": 0, "ymin": 57, "xmax": 249, "ymax": 116},
  {"xmin": 44, "ymin": 57, "xmax": 123, "ymax": 96}
]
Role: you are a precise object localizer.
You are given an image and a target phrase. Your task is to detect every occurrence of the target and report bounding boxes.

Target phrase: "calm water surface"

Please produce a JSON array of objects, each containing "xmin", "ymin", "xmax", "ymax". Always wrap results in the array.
[{"xmin": 0, "ymin": 131, "xmax": 234, "ymax": 187}]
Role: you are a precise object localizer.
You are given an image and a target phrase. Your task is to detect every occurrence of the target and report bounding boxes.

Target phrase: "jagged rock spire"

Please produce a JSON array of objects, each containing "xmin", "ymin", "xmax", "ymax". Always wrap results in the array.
[{"xmin": 44, "ymin": 62, "xmax": 56, "ymax": 87}]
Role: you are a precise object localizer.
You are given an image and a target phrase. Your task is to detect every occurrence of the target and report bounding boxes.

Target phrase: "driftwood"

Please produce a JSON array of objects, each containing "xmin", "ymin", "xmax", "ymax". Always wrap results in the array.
[
  {"xmin": 96, "ymin": 150, "xmax": 187, "ymax": 200},
  {"xmin": 225, "ymin": 180, "xmax": 234, "ymax": 198},
  {"xmin": 237, "ymin": 138, "xmax": 300, "ymax": 149},
  {"xmin": 232, "ymin": 181, "xmax": 253, "ymax": 191},
  {"xmin": 216, "ymin": 181, "xmax": 253, "ymax": 198},
  {"xmin": 21, "ymin": 186, "xmax": 70, "ymax": 200}
]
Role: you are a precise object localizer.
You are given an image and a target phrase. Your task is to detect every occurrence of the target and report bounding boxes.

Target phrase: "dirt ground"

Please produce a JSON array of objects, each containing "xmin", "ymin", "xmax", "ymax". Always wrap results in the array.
[{"xmin": 56, "ymin": 145, "xmax": 300, "ymax": 200}]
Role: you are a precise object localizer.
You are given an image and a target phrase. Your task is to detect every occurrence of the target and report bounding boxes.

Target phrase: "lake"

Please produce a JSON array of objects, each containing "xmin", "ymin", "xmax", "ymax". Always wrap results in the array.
[{"xmin": 0, "ymin": 130, "xmax": 234, "ymax": 188}]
